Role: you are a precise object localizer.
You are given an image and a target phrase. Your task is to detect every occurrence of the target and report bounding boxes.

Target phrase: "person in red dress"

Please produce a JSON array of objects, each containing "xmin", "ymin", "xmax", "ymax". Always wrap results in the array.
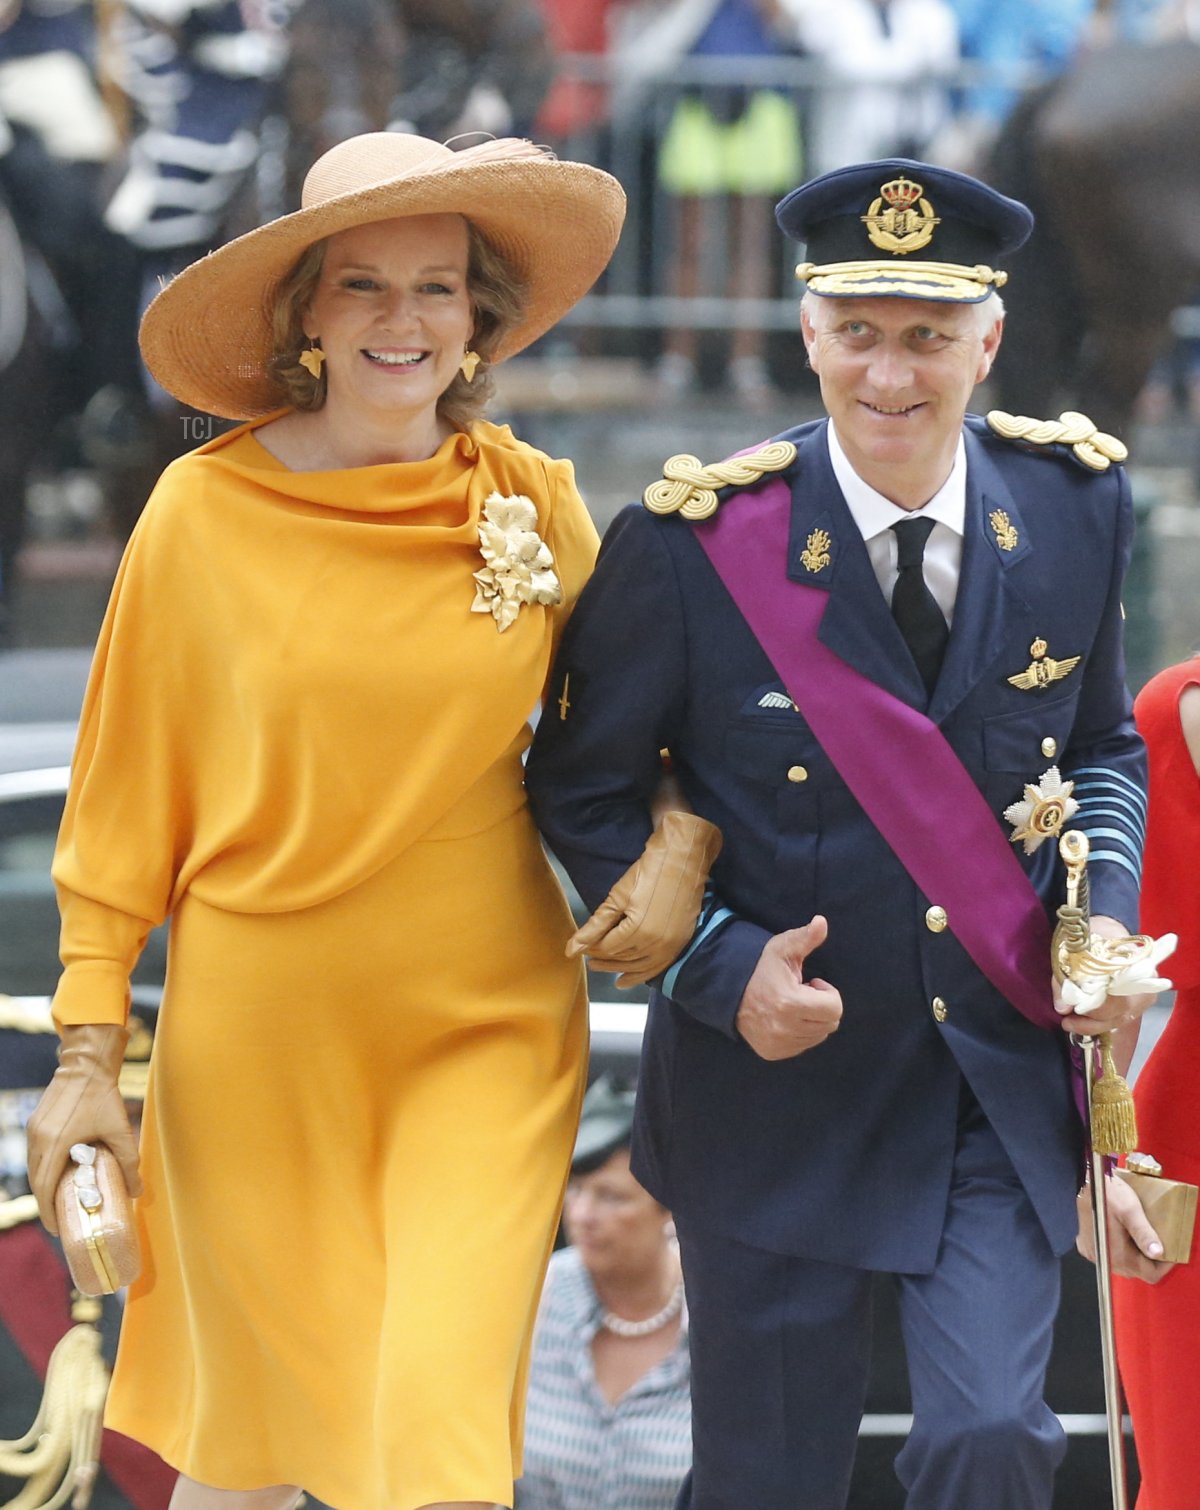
[{"xmin": 1113, "ymin": 654, "xmax": 1200, "ymax": 1509}]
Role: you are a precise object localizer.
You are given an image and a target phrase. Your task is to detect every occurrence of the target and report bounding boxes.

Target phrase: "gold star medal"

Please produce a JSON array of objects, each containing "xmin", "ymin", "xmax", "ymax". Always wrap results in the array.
[
  {"xmin": 1007, "ymin": 638, "xmax": 1081, "ymax": 691},
  {"xmin": 1004, "ymin": 766, "xmax": 1079, "ymax": 854}
]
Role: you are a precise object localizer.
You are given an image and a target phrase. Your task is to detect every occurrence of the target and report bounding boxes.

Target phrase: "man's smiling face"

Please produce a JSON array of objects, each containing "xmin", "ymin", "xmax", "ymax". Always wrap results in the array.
[{"xmin": 800, "ymin": 294, "xmax": 1003, "ymax": 510}]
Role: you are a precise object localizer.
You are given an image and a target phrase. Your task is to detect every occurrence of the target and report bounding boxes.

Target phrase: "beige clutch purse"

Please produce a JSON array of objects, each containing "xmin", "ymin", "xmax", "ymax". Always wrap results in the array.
[
  {"xmin": 54, "ymin": 1143, "xmax": 142, "ymax": 1295},
  {"xmin": 1116, "ymin": 1152, "xmax": 1198, "ymax": 1265}
]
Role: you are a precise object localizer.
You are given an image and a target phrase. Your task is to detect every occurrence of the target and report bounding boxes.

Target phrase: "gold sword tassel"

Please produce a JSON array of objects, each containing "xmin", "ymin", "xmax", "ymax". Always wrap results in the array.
[{"xmin": 1053, "ymin": 831, "xmax": 1143, "ymax": 1157}]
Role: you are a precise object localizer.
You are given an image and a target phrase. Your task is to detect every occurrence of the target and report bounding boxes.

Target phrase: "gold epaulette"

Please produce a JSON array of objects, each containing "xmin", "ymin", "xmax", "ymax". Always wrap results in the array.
[
  {"xmin": 986, "ymin": 410, "xmax": 1128, "ymax": 473},
  {"xmin": 0, "ymin": 994, "xmax": 55, "ymax": 1034},
  {"xmin": 0, "ymin": 1194, "xmax": 40, "ymax": 1231},
  {"xmin": 643, "ymin": 440, "xmax": 798, "ymax": 521}
]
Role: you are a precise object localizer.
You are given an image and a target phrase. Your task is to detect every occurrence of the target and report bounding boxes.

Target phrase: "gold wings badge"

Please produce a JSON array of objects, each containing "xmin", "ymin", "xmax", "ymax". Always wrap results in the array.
[{"xmin": 1007, "ymin": 637, "xmax": 1081, "ymax": 691}]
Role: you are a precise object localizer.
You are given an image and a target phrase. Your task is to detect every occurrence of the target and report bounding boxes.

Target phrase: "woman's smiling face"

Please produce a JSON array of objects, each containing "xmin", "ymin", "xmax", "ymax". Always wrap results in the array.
[
  {"xmin": 304, "ymin": 213, "xmax": 474, "ymax": 427},
  {"xmin": 801, "ymin": 294, "xmax": 1003, "ymax": 508}
]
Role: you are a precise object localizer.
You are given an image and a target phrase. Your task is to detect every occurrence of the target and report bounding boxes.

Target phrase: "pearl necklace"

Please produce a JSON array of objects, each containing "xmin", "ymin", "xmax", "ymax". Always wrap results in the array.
[{"xmin": 599, "ymin": 1279, "xmax": 685, "ymax": 1339}]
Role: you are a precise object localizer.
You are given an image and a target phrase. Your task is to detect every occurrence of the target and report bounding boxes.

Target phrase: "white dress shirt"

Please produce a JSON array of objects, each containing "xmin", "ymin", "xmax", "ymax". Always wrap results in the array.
[{"xmin": 826, "ymin": 422, "xmax": 966, "ymax": 627}]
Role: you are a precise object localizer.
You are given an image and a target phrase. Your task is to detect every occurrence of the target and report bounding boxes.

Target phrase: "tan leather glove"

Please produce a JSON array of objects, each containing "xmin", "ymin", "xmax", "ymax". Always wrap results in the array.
[
  {"xmin": 25, "ymin": 1023, "xmax": 142, "ymax": 1234},
  {"xmin": 567, "ymin": 811, "xmax": 723, "ymax": 987}
]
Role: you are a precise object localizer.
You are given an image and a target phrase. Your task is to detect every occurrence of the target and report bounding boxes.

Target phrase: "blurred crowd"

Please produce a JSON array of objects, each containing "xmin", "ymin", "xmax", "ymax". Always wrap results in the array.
[{"xmin": 1, "ymin": 0, "xmax": 1199, "ymax": 609}]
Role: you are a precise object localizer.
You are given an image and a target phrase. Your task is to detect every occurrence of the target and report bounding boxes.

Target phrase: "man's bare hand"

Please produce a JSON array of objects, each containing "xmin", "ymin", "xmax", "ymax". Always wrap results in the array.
[
  {"xmin": 1076, "ymin": 1175, "xmax": 1174, "ymax": 1284},
  {"xmin": 736, "ymin": 917, "xmax": 843, "ymax": 1061}
]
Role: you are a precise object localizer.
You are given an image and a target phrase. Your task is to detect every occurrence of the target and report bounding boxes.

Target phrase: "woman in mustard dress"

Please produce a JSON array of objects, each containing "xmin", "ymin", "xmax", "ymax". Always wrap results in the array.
[{"xmin": 24, "ymin": 133, "xmax": 628, "ymax": 1510}]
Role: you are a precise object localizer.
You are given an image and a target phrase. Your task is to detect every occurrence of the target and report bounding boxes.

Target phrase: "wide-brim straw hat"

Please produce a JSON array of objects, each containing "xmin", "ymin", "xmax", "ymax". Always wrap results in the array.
[{"xmin": 139, "ymin": 132, "xmax": 627, "ymax": 420}]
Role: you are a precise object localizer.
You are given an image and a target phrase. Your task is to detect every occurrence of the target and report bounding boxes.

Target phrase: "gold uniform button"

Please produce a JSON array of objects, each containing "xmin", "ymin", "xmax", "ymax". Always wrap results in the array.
[
  {"xmin": 1040, "ymin": 736, "xmax": 1058, "ymax": 758},
  {"xmin": 925, "ymin": 905, "xmax": 948, "ymax": 933},
  {"xmin": 787, "ymin": 765, "xmax": 809, "ymax": 783},
  {"xmin": 932, "ymin": 997, "xmax": 948, "ymax": 1022}
]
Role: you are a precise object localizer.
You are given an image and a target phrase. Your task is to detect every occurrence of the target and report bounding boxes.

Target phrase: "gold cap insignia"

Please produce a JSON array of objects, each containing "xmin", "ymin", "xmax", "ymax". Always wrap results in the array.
[
  {"xmin": 1007, "ymin": 639, "xmax": 1081, "ymax": 691},
  {"xmin": 861, "ymin": 177, "xmax": 940, "ymax": 256},
  {"xmin": 989, "ymin": 509, "xmax": 1019, "ymax": 551},
  {"xmin": 800, "ymin": 527, "xmax": 832, "ymax": 574}
]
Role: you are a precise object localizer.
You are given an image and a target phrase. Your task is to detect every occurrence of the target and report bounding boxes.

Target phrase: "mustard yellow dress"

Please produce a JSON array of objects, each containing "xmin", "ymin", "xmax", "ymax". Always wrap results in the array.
[{"xmin": 50, "ymin": 418, "xmax": 598, "ymax": 1510}]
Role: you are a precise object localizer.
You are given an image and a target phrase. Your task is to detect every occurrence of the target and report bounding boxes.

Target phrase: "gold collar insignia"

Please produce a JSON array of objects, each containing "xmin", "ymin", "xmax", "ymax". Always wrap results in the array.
[
  {"xmin": 861, "ymin": 176, "xmax": 940, "ymax": 255},
  {"xmin": 989, "ymin": 509, "xmax": 1019, "ymax": 551},
  {"xmin": 800, "ymin": 527, "xmax": 832, "ymax": 574},
  {"xmin": 1007, "ymin": 637, "xmax": 1081, "ymax": 691}
]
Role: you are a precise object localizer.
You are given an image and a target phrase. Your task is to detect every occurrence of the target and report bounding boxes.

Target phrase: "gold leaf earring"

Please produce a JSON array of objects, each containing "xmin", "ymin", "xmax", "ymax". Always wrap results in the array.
[
  {"xmin": 298, "ymin": 341, "xmax": 325, "ymax": 378},
  {"xmin": 460, "ymin": 348, "xmax": 481, "ymax": 382}
]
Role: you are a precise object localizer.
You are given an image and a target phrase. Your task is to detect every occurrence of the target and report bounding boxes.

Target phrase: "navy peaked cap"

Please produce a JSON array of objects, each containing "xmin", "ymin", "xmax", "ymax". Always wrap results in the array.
[{"xmin": 776, "ymin": 158, "xmax": 1034, "ymax": 303}]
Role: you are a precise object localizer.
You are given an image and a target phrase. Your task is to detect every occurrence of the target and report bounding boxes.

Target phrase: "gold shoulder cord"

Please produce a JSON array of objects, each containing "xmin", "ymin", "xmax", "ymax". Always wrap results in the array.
[
  {"xmin": 986, "ymin": 410, "xmax": 1128, "ymax": 473},
  {"xmin": 643, "ymin": 440, "xmax": 798, "ymax": 521}
]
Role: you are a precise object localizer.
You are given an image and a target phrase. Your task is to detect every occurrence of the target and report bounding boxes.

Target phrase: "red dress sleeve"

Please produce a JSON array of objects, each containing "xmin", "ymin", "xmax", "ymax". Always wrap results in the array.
[{"xmin": 1134, "ymin": 659, "xmax": 1200, "ymax": 990}]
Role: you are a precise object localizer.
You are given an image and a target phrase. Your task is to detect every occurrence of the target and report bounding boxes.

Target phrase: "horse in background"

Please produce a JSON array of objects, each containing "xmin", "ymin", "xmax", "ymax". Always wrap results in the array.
[{"xmin": 985, "ymin": 38, "xmax": 1200, "ymax": 442}]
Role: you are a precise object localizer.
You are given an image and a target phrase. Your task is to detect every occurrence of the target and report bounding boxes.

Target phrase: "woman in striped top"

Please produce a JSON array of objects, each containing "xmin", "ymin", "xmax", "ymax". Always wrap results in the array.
[{"xmin": 517, "ymin": 1076, "xmax": 691, "ymax": 1510}]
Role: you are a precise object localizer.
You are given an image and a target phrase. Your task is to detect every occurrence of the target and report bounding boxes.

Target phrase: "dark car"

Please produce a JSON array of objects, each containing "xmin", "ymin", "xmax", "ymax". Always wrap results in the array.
[
  {"xmin": 0, "ymin": 649, "xmax": 170, "ymax": 997},
  {"xmin": 0, "ymin": 649, "xmax": 90, "ymax": 997}
]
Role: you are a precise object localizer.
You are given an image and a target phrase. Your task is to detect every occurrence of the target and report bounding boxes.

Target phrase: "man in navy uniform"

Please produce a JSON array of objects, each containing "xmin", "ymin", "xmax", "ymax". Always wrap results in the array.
[{"xmin": 526, "ymin": 160, "xmax": 1167, "ymax": 1509}]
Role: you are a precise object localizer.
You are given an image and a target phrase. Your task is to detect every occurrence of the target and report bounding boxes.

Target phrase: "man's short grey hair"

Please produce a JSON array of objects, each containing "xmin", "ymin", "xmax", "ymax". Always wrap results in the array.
[
  {"xmin": 800, "ymin": 290, "xmax": 1005, "ymax": 331},
  {"xmin": 974, "ymin": 290, "xmax": 1005, "ymax": 330}
]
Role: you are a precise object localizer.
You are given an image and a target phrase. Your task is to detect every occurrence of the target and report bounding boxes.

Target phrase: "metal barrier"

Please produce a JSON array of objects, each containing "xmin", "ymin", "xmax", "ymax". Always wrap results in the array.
[
  {"xmin": 539, "ymin": 50, "xmax": 1199, "ymax": 358},
  {"xmin": 542, "ymin": 53, "xmax": 1052, "ymax": 338}
]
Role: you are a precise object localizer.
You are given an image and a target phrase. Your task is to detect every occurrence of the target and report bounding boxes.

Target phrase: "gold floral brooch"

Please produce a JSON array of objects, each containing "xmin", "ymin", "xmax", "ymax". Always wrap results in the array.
[{"xmin": 472, "ymin": 493, "xmax": 562, "ymax": 633}]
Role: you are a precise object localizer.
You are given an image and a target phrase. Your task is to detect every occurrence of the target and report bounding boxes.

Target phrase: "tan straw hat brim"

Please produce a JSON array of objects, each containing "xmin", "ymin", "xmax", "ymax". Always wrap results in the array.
[{"xmin": 139, "ymin": 133, "xmax": 627, "ymax": 420}]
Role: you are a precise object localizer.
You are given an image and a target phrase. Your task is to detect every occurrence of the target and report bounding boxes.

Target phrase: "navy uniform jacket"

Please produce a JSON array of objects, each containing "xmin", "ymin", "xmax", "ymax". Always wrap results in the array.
[{"xmin": 526, "ymin": 415, "xmax": 1146, "ymax": 1274}]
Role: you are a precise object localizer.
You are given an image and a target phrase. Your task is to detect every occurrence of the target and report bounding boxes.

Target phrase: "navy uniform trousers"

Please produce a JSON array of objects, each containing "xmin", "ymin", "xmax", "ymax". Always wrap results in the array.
[{"xmin": 673, "ymin": 1081, "xmax": 1065, "ymax": 1510}]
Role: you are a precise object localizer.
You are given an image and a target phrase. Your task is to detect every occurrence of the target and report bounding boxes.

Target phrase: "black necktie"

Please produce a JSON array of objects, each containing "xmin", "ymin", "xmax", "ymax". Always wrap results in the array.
[{"xmin": 891, "ymin": 517, "xmax": 948, "ymax": 698}]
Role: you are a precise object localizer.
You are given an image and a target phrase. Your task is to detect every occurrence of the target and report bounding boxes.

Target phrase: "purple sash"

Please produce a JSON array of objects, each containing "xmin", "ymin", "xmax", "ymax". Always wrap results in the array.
[{"xmin": 692, "ymin": 478, "xmax": 1060, "ymax": 1033}]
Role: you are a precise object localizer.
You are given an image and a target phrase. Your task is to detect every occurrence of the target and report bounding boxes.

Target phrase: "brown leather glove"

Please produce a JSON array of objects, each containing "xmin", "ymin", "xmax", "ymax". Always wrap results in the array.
[
  {"xmin": 25, "ymin": 1023, "xmax": 142, "ymax": 1235},
  {"xmin": 567, "ymin": 811, "xmax": 723, "ymax": 987}
]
